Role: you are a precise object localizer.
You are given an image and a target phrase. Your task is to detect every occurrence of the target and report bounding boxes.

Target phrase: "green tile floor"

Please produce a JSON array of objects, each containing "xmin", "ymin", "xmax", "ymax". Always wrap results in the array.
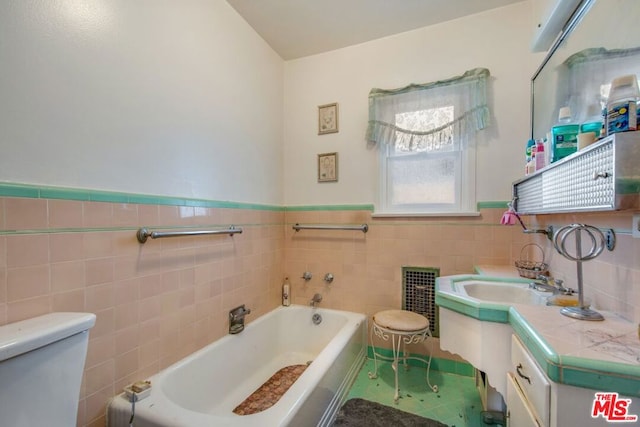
[{"xmin": 346, "ymin": 358, "xmax": 497, "ymax": 427}]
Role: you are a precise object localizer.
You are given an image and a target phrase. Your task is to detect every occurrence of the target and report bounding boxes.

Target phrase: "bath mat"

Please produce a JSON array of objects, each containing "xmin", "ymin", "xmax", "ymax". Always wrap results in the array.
[
  {"xmin": 332, "ymin": 398, "xmax": 448, "ymax": 427},
  {"xmin": 233, "ymin": 364, "xmax": 308, "ymax": 415}
]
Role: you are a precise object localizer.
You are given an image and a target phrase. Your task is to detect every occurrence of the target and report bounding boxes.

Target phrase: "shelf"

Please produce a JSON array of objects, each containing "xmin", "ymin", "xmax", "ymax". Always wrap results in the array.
[{"xmin": 513, "ymin": 131, "xmax": 640, "ymax": 214}]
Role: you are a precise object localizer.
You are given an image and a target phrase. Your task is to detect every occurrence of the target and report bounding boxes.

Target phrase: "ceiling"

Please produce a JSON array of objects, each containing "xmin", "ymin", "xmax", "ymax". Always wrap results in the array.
[{"xmin": 226, "ymin": 0, "xmax": 525, "ymax": 60}]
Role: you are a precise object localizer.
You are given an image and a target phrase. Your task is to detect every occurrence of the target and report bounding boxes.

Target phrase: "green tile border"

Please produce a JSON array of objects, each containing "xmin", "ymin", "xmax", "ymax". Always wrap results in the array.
[
  {"xmin": 284, "ymin": 204, "xmax": 375, "ymax": 211},
  {"xmin": 477, "ymin": 201, "xmax": 509, "ymax": 209},
  {"xmin": 366, "ymin": 345, "xmax": 475, "ymax": 377},
  {"xmin": 0, "ymin": 182, "xmax": 282, "ymax": 211},
  {"xmin": 0, "ymin": 182, "xmax": 508, "ymax": 213}
]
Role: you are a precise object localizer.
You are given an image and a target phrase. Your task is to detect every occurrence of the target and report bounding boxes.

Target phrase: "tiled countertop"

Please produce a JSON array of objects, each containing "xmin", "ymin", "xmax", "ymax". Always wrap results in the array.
[{"xmin": 436, "ymin": 269, "xmax": 640, "ymax": 397}]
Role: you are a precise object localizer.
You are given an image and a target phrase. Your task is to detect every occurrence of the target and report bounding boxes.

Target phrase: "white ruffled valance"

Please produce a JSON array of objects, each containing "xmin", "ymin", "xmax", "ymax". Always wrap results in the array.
[{"xmin": 366, "ymin": 68, "xmax": 491, "ymax": 152}]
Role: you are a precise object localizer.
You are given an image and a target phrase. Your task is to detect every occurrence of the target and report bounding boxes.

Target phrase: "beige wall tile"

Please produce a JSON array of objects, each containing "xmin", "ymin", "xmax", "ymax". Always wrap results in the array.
[
  {"xmin": 4, "ymin": 198, "xmax": 47, "ymax": 230},
  {"xmin": 49, "ymin": 199, "xmax": 84, "ymax": 228}
]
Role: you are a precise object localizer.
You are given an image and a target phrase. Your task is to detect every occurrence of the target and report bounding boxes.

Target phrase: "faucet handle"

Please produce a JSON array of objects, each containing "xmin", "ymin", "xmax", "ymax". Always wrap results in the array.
[{"xmin": 301, "ymin": 272, "xmax": 312, "ymax": 281}]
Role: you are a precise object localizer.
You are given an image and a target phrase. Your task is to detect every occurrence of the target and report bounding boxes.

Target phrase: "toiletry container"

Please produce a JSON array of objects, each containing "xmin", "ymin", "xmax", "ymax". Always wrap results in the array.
[
  {"xmin": 535, "ymin": 139, "xmax": 546, "ymax": 171},
  {"xmin": 551, "ymin": 107, "xmax": 579, "ymax": 163},
  {"xmin": 282, "ymin": 277, "xmax": 291, "ymax": 306},
  {"xmin": 0, "ymin": 312, "xmax": 96, "ymax": 427},
  {"xmin": 579, "ymin": 101, "xmax": 604, "ymax": 138},
  {"xmin": 607, "ymin": 74, "xmax": 639, "ymax": 135}
]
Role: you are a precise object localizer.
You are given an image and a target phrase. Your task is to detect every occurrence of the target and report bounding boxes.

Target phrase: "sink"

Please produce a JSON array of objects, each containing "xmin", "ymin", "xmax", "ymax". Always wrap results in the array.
[
  {"xmin": 459, "ymin": 280, "xmax": 550, "ymax": 305},
  {"xmin": 436, "ymin": 275, "xmax": 552, "ymax": 307}
]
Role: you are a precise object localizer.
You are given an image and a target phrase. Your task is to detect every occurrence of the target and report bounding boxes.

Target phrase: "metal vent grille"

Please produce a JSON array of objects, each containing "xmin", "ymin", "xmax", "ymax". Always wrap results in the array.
[{"xmin": 402, "ymin": 266, "xmax": 439, "ymax": 337}]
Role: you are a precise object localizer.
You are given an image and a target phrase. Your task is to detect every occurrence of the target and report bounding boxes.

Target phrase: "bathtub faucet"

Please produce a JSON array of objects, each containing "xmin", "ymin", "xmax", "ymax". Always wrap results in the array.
[
  {"xmin": 229, "ymin": 304, "xmax": 251, "ymax": 334},
  {"xmin": 310, "ymin": 293, "xmax": 323, "ymax": 308}
]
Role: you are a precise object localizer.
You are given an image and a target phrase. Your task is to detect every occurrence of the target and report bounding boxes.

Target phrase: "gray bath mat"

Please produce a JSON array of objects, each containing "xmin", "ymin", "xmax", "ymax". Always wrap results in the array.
[{"xmin": 333, "ymin": 398, "xmax": 449, "ymax": 426}]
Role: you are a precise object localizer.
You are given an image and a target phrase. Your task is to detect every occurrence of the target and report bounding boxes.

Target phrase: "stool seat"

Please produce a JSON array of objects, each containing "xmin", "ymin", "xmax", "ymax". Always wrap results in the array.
[{"xmin": 373, "ymin": 309, "xmax": 429, "ymax": 332}]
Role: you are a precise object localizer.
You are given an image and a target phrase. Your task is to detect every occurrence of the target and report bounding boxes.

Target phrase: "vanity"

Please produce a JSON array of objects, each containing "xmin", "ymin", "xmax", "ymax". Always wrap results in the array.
[{"xmin": 436, "ymin": 274, "xmax": 640, "ymax": 426}]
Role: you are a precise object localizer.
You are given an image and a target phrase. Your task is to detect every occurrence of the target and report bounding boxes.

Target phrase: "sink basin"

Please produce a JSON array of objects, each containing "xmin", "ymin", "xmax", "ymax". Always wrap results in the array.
[{"xmin": 459, "ymin": 280, "xmax": 550, "ymax": 305}]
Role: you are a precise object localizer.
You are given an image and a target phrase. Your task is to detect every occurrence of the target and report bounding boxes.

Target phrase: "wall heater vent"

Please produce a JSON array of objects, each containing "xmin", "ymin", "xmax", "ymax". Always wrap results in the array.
[{"xmin": 402, "ymin": 266, "xmax": 439, "ymax": 337}]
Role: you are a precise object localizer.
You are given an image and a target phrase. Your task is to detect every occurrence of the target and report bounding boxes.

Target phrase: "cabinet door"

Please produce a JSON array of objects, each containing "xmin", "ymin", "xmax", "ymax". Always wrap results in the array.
[{"xmin": 506, "ymin": 373, "xmax": 541, "ymax": 427}]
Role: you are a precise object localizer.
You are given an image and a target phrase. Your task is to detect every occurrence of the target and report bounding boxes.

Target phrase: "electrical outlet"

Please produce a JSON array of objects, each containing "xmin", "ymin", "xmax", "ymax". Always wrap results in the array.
[{"xmin": 633, "ymin": 214, "xmax": 640, "ymax": 238}]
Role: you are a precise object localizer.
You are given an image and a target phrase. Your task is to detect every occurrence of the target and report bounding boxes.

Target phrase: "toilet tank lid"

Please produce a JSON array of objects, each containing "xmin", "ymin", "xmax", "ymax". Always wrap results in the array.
[{"xmin": 0, "ymin": 312, "xmax": 96, "ymax": 362}]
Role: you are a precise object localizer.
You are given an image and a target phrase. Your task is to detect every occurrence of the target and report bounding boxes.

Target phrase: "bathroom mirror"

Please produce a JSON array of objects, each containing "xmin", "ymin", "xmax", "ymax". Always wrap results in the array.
[{"xmin": 531, "ymin": 0, "xmax": 640, "ymax": 141}]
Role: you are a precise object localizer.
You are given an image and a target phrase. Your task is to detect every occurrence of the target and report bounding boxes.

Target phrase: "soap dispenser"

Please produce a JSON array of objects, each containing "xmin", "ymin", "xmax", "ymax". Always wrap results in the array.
[{"xmin": 282, "ymin": 277, "xmax": 291, "ymax": 306}]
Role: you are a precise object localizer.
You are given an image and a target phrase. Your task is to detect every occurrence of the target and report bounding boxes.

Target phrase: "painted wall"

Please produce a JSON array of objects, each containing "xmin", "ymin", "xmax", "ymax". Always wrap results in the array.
[
  {"xmin": 0, "ymin": 0, "xmax": 284, "ymax": 205},
  {"xmin": 283, "ymin": 2, "xmax": 537, "ymax": 207}
]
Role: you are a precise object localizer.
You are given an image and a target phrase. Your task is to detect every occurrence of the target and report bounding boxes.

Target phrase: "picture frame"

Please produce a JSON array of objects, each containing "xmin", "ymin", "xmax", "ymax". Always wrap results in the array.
[
  {"xmin": 318, "ymin": 103, "xmax": 339, "ymax": 135},
  {"xmin": 318, "ymin": 152, "xmax": 338, "ymax": 182}
]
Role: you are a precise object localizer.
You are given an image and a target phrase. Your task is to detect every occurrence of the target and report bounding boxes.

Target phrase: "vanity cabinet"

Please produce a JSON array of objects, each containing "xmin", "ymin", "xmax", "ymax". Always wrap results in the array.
[
  {"xmin": 513, "ymin": 132, "xmax": 640, "ymax": 214},
  {"xmin": 506, "ymin": 335, "xmax": 550, "ymax": 426}
]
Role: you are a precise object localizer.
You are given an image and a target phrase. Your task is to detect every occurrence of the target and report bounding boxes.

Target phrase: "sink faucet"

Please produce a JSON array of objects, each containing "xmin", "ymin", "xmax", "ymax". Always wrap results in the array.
[
  {"xmin": 310, "ymin": 293, "xmax": 323, "ymax": 307},
  {"xmin": 229, "ymin": 304, "xmax": 251, "ymax": 334},
  {"xmin": 530, "ymin": 275, "xmax": 571, "ymax": 294}
]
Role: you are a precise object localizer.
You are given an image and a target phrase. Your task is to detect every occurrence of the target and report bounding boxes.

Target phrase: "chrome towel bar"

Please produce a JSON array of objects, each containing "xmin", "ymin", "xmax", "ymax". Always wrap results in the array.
[
  {"xmin": 292, "ymin": 223, "xmax": 368, "ymax": 233},
  {"xmin": 136, "ymin": 226, "xmax": 242, "ymax": 243}
]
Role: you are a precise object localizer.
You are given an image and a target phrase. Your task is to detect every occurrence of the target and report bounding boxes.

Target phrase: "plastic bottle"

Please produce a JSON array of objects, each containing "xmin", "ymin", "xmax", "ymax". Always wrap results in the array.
[
  {"xmin": 282, "ymin": 277, "xmax": 291, "ymax": 306},
  {"xmin": 579, "ymin": 102, "xmax": 604, "ymax": 138},
  {"xmin": 606, "ymin": 75, "xmax": 639, "ymax": 135},
  {"xmin": 535, "ymin": 139, "xmax": 546, "ymax": 171},
  {"xmin": 551, "ymin": 106, "xmax": 579, "ymax": 163},
  {"xmin": 525, "ymin": 139, "xmax": 535, "ymax": 174}
]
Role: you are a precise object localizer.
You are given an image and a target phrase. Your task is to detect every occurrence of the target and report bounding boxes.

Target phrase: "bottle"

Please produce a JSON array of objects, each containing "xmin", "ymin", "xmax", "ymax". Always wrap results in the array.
[
  {"xmin": 535, "ymin": 139, "xmax": 546, "ymax": 171},
  {"xmin": 282, "ymin": 277, "xmax": 291, "ymax": 306},
  {"xmin": 551, "ymin": 107, "xmax": 579, "ymax": 163},
  {"xmin": 579, "ymin": 101, "xmax": 604, "ymax": 138},
  {"xmin": 606, "ymin": 75, "xmax": 639, "ymax": 135},
  {"xmin": 525, "ymin": 139, "xmax": 535, "ymax": 175}
]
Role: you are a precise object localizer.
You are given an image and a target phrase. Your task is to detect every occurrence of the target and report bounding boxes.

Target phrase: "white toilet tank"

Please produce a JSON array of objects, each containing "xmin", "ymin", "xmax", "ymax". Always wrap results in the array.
[{"xmin": 0, "ymin": 312, "xmax": 96, "ymax": 427}]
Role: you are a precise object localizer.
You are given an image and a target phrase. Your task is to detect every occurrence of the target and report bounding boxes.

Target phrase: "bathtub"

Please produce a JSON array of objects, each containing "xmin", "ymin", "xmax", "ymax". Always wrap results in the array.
[{"xmin": 107, "ymin": 305, "xmax": 366, "ymax": 427}]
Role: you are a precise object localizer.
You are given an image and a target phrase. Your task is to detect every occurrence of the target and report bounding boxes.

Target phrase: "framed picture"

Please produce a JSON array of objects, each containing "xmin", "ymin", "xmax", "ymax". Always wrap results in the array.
[
  {"xmin": 318, "ymin": 152, "xmax": 338, "ymax": 182},
  {"xmin": 318, "ymin": 103, "xmax": 339, "ymax": 135}
]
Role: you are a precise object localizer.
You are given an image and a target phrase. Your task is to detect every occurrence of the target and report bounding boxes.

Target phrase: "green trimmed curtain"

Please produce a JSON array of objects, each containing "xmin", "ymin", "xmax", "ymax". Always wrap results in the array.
[{"xmin": 365, "ymin": 68, "xmax": 491, "ymax": 152}]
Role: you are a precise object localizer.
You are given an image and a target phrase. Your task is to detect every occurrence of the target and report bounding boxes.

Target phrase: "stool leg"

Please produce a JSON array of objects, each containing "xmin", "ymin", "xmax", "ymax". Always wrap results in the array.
[
  {"xmin": 367, "ymin": 324, "xmax": 379, "ymax": 380},
  {"xmin": 391, "ymin": 334, "xmax": 401, "ymax": 403},
  {"xmin": 425, "ymin": 330, "xmax": 438, "ymax": 393}
]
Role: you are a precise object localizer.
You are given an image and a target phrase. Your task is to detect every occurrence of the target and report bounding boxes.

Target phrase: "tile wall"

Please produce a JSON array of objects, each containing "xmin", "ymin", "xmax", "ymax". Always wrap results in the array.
[
  {"xmin": 0, "ymin": 196, "xmax": 284, "ymax": 427},
  {"xmin": 1, "ymin": 193, "xmax": 638, "ymax": 426}
]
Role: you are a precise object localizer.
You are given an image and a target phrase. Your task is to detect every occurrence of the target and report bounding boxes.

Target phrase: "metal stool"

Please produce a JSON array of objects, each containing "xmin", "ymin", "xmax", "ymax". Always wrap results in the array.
[{"xmin": 368, "ymin": 309, "xmax": 438, "ymax": 402}]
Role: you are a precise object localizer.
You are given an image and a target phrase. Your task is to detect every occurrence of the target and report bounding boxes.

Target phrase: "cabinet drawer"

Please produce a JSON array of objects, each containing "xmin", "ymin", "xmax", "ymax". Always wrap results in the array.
[{"xmin": 511, "ymin": 335, "xmax": 550, "ymax": 426}]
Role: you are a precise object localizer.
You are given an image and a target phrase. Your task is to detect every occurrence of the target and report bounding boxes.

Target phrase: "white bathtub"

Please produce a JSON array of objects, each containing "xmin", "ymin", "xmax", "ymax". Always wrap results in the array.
[{"xmin": 107, "ymin": 305, "xmax": 366, "ymax": 427}]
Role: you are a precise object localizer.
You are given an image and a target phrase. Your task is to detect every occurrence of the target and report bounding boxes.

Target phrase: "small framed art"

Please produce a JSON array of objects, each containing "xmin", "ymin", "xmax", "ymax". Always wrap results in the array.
[
  {"xmin": 318, "ymin": 152, "xmax": 338, "ymax": 182},
  {"xmin": 318, "ymin": 103, "xmax": 339, "ymax": 135}
]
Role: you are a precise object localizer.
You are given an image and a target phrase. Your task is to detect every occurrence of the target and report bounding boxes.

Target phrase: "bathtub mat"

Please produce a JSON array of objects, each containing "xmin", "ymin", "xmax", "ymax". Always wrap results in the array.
[
  {"xmin": 333, "ymin": 398, "xmax": 448, "ymax": 426},
  {"xmin": 233, "ymin": 364, "xmax": 308, "ymax": 415}
]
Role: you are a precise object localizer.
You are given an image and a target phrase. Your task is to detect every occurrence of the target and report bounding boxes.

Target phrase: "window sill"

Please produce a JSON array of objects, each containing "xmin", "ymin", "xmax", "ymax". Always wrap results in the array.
[{"xmin": 371, "ymin": 211, "xmax": 481, "ymax": 218}]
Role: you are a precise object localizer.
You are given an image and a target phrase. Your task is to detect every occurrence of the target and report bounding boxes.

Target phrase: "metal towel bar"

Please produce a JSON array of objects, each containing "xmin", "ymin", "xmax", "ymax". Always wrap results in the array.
[
  {"xmin": 136, "ymin": 226, "xmax": 242, "ymax": 243},
  {"xmin": 292, "ymin": 223, "xmax": 368, "ymax": 233}
]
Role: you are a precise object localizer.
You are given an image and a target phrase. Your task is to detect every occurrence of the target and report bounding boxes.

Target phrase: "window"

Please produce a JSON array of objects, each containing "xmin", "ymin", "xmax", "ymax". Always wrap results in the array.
[{"xmin": 367, "ymin": 68, "xmax": 490, "ymax": 215}]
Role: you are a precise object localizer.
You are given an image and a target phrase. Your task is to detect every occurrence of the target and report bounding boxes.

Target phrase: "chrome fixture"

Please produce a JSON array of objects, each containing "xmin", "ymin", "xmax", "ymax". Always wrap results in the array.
[
  {"xmin": 501, "ymin": 199, "xmax": 553, "ymax": 240},
  {"xmin": 137, "ymin": 226, "xmax": 242, "ymax": 243},
  {"xmin": 310, "ymin": 293, "xmax": 323, "ymax": 308},
  {"xmin": 529, "ymin": 275, "xmax": 570, "ymax": 294},
  {"xmin": 293, "ymin": 223, "xmax": 368, "ymax": 233},
  {"xmin": 229, "ymin": 304, "xmax": 251, "ymax": 334},
  {"xmin": 312, "ymin": 313, "xmax": 322, "ymax": 325},
  {"xmin": 324, "ymin": 273, "xmax": 334, "ymax": 283},
  {"xmin": 301, "ymin": 272, "xmax": 313, "ymax": 281},
  {"xmin": 553, "ymin": 224, "xmax": 606, "ymax": 321}
]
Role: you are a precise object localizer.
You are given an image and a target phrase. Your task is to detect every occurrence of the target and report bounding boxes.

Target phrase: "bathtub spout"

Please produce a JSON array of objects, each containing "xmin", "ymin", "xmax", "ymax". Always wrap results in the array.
[
  {"xmin": 229, "ymin": 305, "xmax": 251, "ymax": 334},
  {"xmin": 310, "ymin": 293, "xmax": 323, "ymax": 308}
]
